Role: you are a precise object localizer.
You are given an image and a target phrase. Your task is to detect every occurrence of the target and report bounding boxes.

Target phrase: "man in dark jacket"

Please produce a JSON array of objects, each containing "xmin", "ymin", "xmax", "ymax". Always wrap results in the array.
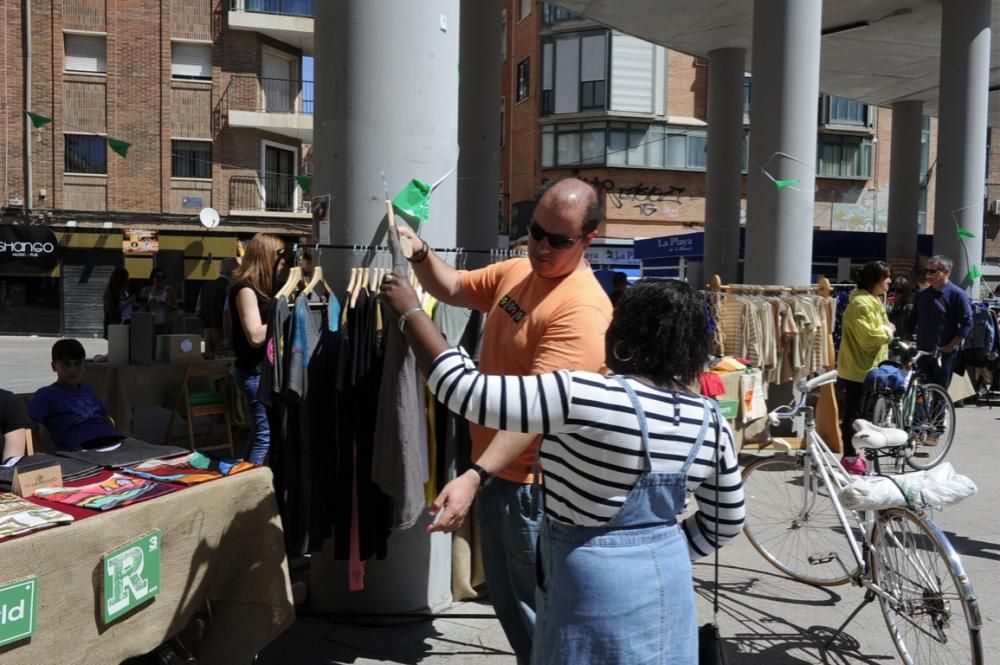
[{"xmin": 914, "ymin": 255, "xmax": 973, "ymax": 389}]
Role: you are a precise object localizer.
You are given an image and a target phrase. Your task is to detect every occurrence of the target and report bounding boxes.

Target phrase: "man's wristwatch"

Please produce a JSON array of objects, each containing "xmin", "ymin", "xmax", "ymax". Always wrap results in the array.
[{"xmin": 470, "ymin": 464, "xmax": 493, "ymax": 488}]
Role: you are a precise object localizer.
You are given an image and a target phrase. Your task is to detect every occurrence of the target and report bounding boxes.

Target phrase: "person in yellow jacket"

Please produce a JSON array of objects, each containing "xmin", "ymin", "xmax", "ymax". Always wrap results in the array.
[{"xmin": 838, "ymin": 261, "xmax": 895, "ymax": 474}]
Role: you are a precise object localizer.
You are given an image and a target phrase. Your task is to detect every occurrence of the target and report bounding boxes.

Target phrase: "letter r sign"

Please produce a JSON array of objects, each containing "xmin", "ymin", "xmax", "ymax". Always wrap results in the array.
[{"xmin": 102, "ymin": 530, "xmax": 161, "ymax": 623}]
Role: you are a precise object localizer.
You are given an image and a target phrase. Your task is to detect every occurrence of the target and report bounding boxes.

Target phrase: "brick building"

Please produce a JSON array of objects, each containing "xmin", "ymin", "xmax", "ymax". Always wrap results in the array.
[
  {"xmin": 497, "ymin": 2, "xmax": 1000, "ymax": 281},
  {"xmin": 1, "ymin": 0, "xmax": 314, "ymax": 336}
]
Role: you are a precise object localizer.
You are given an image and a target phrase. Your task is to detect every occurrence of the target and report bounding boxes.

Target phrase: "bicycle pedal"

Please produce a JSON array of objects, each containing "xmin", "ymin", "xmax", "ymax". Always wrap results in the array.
[
  {"xmin": 808, "ymin": 553, "xmax": 836, "ymax": 565},
  {"xmin": 913, "ymin": 452, "xmax": 929, "ymax": 458}
]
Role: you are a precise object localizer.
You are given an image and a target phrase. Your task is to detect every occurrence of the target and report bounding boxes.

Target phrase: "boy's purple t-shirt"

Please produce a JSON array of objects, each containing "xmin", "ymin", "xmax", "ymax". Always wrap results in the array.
[{"xmin": 27, "ymin": 383, "xmax": 123, "ymax": 451}]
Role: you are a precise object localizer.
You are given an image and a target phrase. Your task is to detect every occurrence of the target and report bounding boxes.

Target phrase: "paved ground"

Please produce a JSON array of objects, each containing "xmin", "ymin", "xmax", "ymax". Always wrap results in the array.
[{"xmin": 3, "ymin": 335, "xmax": 997, "ymax": 664}]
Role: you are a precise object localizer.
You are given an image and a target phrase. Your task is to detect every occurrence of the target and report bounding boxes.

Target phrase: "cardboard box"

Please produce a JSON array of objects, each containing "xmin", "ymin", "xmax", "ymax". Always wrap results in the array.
[{"xmin": 156, "ymin": 334, "xmax": 202, "ymax": 363}]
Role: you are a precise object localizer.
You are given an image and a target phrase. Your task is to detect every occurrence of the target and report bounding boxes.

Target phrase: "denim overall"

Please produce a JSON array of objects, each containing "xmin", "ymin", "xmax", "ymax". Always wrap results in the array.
[{"xmin": 531, "ymin": 376, "xmax": 711, "ymax": 665}]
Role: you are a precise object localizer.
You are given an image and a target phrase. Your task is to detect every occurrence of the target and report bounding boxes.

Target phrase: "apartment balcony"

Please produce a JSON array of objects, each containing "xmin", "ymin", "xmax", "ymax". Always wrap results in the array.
[
  {"xmin": 228, "ymin": 0, "xmax": 313, "ymax": 55},
  {"xmin": 229, "ymin": 173, "xmax": 311, "ymax": 218},
  {"xmin": 224, "ymin": 75, "xmax": 313, "ymax": 142}
]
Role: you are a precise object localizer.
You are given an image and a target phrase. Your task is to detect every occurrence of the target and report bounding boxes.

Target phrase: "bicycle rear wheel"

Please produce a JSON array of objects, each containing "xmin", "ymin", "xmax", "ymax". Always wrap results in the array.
[
  {"xmin": 870, "ymin": 508, "xmax": 983, "ymax": 664},
  {"xmin": 742, "ymin": 455, "xmax": 857, "ymax": 586},
  {"xmin": 905, "ymin": 383, "xmax": 955, "ymax": 470}
]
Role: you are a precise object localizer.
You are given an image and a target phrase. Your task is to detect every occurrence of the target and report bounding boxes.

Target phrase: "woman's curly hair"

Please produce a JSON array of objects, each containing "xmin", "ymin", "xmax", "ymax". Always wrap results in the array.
[{"xmin": 605, "ymin": 278, "xmax": 711, "ymax": 387}]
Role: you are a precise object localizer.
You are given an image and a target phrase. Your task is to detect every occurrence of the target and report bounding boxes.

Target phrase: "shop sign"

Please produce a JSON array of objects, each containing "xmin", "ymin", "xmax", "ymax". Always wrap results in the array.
[
  {"xmin": 123, "ymin": 229, "xmax": 159, "ymax": 255},
  {"xmin": 102, "ymin": 530, "xmax": 161, "ymax": 623},
  {"xmin": 0, "ymin": 577, "xmax": 38, "ymax": 647},
  {"xmin": 0, "ymin": 225, "xmax": 59, "ymax": 272},
  {"xmin": 585, "ymin": 246, "xmax": 635, "ymax": 266},
  {"xmin": 633, "ymin": 232, "xmax": 704, "ymax": 259},
  {"xmin": 716, "ymin": 400, "xmax": 739, "ymax": 421}
]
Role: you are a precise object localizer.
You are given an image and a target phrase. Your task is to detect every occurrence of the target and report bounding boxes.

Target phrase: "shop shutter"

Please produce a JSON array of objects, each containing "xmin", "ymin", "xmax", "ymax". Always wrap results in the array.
[
  {"xmin": 172, "ymin": 42, "xmax": 212, "ymax": 80},
  {"xmin": 64, "ymin": 34, "xmax": 107, "ymax": 74},
  {"xmin": 62, "ymin": 264, "xmax": 115, "ymax": 337},
  {"xmin": 610, "ymin": 33, "xmax": 654, "ymax": 113}
]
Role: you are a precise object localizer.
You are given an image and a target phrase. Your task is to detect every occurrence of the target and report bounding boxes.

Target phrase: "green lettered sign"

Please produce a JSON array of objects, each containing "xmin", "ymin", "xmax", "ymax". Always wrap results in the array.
[
  {"xmin": 717, "ymin": 400, "xmax": 739, "ymax": 421},
  {"xmin": 102, "ymin": 529, "xmax": 161, "ymax": 623},
  {"xmin": 0, "ymin": 577, "xmax": 38, "ymax": 647}
]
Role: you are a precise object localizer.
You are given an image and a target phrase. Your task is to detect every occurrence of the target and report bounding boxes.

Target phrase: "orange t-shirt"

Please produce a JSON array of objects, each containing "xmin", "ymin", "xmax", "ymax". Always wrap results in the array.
[{"xmin": 459, "ymin": 258, "xmax": 612, "ymax": 483}]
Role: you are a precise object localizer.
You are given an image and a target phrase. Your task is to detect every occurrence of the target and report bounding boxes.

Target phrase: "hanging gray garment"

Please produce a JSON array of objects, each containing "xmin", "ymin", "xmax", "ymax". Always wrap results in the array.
[
  {"xmin": 433, "ymin": 302, "xmax": 472, "ymax": 344},
  {"xmin": 371, "ymin": 224, "xmax": 426, "ymax": 529}
]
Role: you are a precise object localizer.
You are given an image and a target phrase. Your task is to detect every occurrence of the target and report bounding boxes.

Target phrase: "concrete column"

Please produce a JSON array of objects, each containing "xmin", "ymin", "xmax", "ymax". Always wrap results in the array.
[
  {"xmin": 704, "ymin": 47, "xmax": 745, "ymax": 285},
  {"xmin": 457, "ymin": 0, "xmax": 502, "ymax": 270},
  {"xmin": 886, "ymin": 101, "xmax": 924, "ymax": 262},
  {"xmin": 745, "ymin": 0, "xmax": 822, "ymax": 285},
  {"xmin": 933, "ymin": 0, "xmax": 991, "ymax": 293},
  {"xmin": 311, "ymin": 0, "xmax": 459, "ymax": 613},
  {"xmin": 314, "ymin": 0, "xmax": 460, "ymax": 287}
]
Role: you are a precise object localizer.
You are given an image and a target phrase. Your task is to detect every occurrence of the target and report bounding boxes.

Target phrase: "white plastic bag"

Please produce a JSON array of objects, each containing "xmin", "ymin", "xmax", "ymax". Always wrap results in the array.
[{"xmin": 840, "ymin": 462, "xmax": 977, "ymax": 511}]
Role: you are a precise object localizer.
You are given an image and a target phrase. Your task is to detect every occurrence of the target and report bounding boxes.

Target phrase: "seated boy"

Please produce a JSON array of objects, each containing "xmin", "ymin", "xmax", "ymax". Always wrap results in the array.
[
  {"xmin": 27, "ymin": 339, "xmax": 127, "ymax": 451},
  {"xmin": 0, "ymin": 388, "xmax": 30, "ymax": 462}
]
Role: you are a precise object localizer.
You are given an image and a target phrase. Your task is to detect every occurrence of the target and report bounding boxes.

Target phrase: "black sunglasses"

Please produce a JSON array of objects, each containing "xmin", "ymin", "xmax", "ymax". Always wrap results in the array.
[
  {"xmin": 528, "ymin": 220, "xmax": 584, "ymax": 250},
  {"xmin": 925, "ymin": 268, "xmax": 944, "ymax": 274}
]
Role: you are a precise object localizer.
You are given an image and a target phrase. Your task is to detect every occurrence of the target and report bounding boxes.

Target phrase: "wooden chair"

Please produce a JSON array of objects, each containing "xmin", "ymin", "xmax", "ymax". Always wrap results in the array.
[
  {"xmin": 22, "ymin": 428, "xmax": 35, "ymax": 456},
  {"xmin": 163, "ymin": 365, "xmax": 235, "ymax": 456}
]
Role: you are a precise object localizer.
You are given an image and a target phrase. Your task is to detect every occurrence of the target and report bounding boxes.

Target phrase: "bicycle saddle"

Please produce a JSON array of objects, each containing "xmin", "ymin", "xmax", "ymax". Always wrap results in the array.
[{"xmin": 851, "ymin": 419, "xmax": 908, "ymax": 449}]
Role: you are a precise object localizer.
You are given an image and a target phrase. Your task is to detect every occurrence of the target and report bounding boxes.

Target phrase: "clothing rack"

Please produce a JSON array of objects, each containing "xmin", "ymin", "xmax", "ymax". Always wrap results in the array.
[{"xmin": 708, "ymin": 274, "xmax": 834, "ymax": 297}]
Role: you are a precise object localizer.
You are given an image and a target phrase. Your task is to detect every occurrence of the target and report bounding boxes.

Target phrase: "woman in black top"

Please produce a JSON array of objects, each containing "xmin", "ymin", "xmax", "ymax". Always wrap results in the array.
[
  {"xmin": 102, "ymin": 267, "xmax": 134, "ymax": 338},
  {"xmin": 229, "ymin": 233, "xmax": 285, "ymax": 464},
  {"xmin": 888, "ymin": 275, "xmax": 916, "ymax": 342}
]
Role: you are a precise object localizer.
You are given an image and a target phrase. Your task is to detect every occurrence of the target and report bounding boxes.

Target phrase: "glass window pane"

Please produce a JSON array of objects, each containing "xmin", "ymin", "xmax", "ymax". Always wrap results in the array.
[
  {"xmin": 541, "ymin": 129, "xmax": 555, "ymax": 167},
  {"xmin": 557, "ymin": 131, "xmax": 580, "ymax": 166},
  {"xmin": 841, "ymin": 138, "xmax": 860, "ymax": 175},
  {"xmin": 580, "ymin": 34, "xmax": 606, "ymax": 82},
  {"xmin": 646, "ymin": 125, "xmax": 665, "ymax": 168},
  {"xmin": 581, "ymin": 127, "xmax": 605, "ymax": 165},
  {"xmin": 64, "ymin": 135, "xmax": 107, "ymax": 174},
  {"xmin": 666, "ymin": 134, "xmax": 686, "ymax": 168},
  {"xmin": 819, "ymin": 139, "xmax": 841, "ymax": 177},
  {"xmin": 627, "ymin": 128, "xmax": 646, "ymax": 166},
  {"xmin": 554, "ymin": 37, "xmax": 580, "ymax": 113},
  {"xmin": 687, "ymin": 134, "xmax": 707, "ymax": 169},
  {"xmin": 542, "ymin": 42, "xmax": 553, "ymax": 90},
  {"xmin": 607, "ymin": 128, "xmax": 627, "ymax": 166}
]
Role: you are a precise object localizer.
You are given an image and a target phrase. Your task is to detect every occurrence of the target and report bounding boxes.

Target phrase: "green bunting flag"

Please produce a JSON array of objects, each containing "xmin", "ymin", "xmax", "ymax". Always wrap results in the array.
[
  {"xmin": 392, "ymin": 178, "xmax": 432, "ymax": 224},
  {"xmin": 107, "ymin": 138, "xmax": 131, "ymax": 158},
  {"xmin": 774, "ymin": 178, "xmax": 800, "ymax": 190},
  {"xmin": 26, "ymin": 111, "xmax": 52, "ymax": 128},
  {"xmin": 295, "ymin": 175, "xmax": 312, "ymax": 193},
  {"xmin": 956, "ymin": 227, "xmax": 976, "ymax": 240},
  {"xmin": 964, "ymin": 265, "xmax": 982, "ymax": 284}
]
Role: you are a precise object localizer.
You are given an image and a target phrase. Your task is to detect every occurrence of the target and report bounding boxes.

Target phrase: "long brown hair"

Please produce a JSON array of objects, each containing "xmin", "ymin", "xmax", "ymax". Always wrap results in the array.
[{"xmin": 231, "ymin": 233, "xmax": 285, "ymax": 297}]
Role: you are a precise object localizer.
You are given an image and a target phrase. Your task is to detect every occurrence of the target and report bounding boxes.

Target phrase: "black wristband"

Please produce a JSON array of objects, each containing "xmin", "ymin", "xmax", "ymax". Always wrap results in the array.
[
  {"xmin": 470, "ymin": 463, "xmax": 493, "ymax": 488},
  {"xmin": 409, "ymin": 240, "xmax": 430, "ymax": 264}
]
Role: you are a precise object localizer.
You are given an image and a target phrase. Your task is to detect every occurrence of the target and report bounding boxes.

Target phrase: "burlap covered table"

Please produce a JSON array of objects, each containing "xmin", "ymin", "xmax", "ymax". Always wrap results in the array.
[{"xmin": 0, "ymin": 467, "xmax": 294, "ymax": 664}]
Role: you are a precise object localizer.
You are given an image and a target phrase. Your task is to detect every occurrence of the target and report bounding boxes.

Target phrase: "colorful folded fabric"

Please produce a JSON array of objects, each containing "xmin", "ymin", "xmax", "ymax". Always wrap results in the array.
[
  {"xmin": 33, "ymin": 473, "xmax": 176, "ymax": 511},
  {"xmin": 711, "ymin": 357, "xmax": 747, "ymax": 373},
  {"xmin": 699, "ymin": 372, "xmax": 726, "ymax": 398},
  {"xmin": 124, "ymin": 452, "xmax": 254, "ymax": 486},
  {"xmin": 0, "ymin": 492, "xmax": 74, "ymax": 538}
]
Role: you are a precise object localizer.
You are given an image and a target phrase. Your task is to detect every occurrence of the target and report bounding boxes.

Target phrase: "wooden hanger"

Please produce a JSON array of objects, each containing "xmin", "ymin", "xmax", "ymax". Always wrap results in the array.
[
  {"xmin": 275, "ymin": 267, "xmax": 302, "ymax": 299},
  {"xmin": 301, "ymin": 265, "xmax": 331, "ymax": 298}
]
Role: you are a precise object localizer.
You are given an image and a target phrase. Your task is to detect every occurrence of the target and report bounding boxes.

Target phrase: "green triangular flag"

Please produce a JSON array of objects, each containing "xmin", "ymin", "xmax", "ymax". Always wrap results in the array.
[
  {"xmin": 956, "ymin": 227, "xmax": 976, "ymax": 240},
  {"xmin": 774, "ymin": 178, "xmax": 800, "ymax": 190},
  {"xmin": 392, "ymin": 178, "xmax": 432, "ymax": 224},
  {"xmin": 107, "ymin": 137, "xmax": 130, "ymax": 158},
  {"xmin": 26, "ymin": 111, "xmax": 52, "ymax": 128},
  {"xmin": 964, "ymin": 265, "xmax": 982, "ymax": 284},
  {"xmin": 295, "ymin": 175, "xmax": 312, "ymax": 193}
]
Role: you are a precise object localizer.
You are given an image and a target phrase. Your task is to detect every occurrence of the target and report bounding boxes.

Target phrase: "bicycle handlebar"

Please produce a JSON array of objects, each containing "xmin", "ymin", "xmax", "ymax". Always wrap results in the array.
[{"xmin": 768, "ymin": 369, "xmax": 839, "ymax": 425}]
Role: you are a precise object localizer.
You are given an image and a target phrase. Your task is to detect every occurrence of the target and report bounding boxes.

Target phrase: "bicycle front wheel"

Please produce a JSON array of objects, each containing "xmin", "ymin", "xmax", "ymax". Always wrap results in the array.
[
  {"xmin": 742, "ymin": 455, "xmax": 857, "ymax": 586},
  {"xmin": 905, "ymin": 383, "xmax": 955, "ymax": 470},
  {"xmin": 871, "ymin": 508, "xmax": 983, "ymax": 664},
  {"xmin": 871, "ymin": 395, "xmax": 906, "ymax": 474}
]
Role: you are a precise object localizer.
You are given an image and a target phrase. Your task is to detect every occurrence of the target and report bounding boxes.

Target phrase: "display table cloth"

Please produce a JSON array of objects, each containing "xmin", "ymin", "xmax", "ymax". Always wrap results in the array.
[
  {"xmin": 0, "ymin": 466, "xmax": 294, "ymax": 664},
  {"xmin": 85, "ymin": 359, "xmax": 233, "ymax": 436}
]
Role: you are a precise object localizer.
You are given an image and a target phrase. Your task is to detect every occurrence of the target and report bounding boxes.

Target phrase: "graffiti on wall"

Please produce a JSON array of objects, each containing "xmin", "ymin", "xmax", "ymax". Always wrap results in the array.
[
  {"xmin": 568, "ymin": 173, "xmax": 690, "ymax": 222},
  {"xmin": 816, "ymin": 185, "xmax": 889, "ymax": 232}
]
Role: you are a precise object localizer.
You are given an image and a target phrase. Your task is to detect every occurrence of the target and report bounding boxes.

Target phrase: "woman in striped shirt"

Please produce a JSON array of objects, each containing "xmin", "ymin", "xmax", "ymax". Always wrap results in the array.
[{"xmin": 382, "ymin": 275, "xmax": 745, "ymax": 664}]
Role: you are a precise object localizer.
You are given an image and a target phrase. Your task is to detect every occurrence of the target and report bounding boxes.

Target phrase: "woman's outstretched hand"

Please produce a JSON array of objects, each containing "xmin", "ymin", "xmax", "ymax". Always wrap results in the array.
[
  {"xmin": 426, "ymin": 470, "xmax": 480, "ymax": 534},
  {"xmin": 379, "ymin": 272, "xmax": 421, "ymax": 317}
]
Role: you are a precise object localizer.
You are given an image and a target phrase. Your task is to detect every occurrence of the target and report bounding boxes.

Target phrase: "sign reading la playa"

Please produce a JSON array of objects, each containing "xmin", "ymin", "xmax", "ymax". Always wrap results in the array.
[{"xmin": 657, "ymin": 236, "xmax": 695, "ymax": 251}]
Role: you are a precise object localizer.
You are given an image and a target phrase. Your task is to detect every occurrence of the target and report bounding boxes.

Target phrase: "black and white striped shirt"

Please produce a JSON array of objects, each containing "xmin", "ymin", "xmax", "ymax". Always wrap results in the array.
[{"xmin": 428, "ymin": 348, "xmax": 746, "ymax": 560}]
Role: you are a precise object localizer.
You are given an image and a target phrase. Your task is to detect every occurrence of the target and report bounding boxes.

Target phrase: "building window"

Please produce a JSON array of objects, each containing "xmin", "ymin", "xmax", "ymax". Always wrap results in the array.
[
  {"xmin": 64, "ymin": 134, "xmax": 106, "ymax": 174},
  {"xmin": 172, "ymin": 140, "xmax": 212, "ymax": 179},
  {"xmin": 541, "ymin": 31, "xmax": 608, "ymax": 115},
  {"xmin": 824, "ymin": 95, "xmax": 869, "ymax": 125},
  {"xmin": 541, "ymin": 122, "xmax": 707, "ymax": 170},
  {"xmin": 501, "ymin": 10, "xmax": 507, "ymax": 62},
  {"xmin": 519, "ymin": 0, "xmax": 532, "ymax": 21},
  {"xmin": 817, "ymin": 134, "xmax": 873, "ymax": 178},
  {"xmin": 516, "ymin": 58, "xmax": 530, "ymax": 102},
  {"xmin": 543, "ymin": 3, "xmax": 579, "ymax": 25},
  {"xmin": 918, "ymin": 115, "xmax": 931, "ymax": 233},
  {"xmin": 64, "ymin": 33, "xmax": 106, "ymax": 74},
  {"xmin": 171, "ymin": 42, "xmax": 212, "ymax": 81},
  {"xmin": 743, "ymin": 76, "xmax": 752, "ymax": 118}
]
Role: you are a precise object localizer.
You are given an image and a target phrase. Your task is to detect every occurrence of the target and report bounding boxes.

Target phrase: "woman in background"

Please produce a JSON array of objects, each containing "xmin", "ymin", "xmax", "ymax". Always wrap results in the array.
[
  {"xmin": 228, "ymin": 233, "xmax": 285, "ymax": 464},
  {"xmin": 140, "ymin": 267, "xmax": 178, "ymax": 335},
  {"xmin": 887, "ymin": 275, "xmax": 916, "ymax": 342},
  {"xmin": 102, "ymin": 267, "xmax": 134, "ymax": 338}
]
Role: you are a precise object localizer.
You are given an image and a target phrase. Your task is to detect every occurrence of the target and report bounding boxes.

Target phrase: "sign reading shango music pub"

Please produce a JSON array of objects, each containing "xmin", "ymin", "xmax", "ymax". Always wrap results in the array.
[{"xmin": 0, "ymin": 225, "xmax": 60, "ymax": 273}]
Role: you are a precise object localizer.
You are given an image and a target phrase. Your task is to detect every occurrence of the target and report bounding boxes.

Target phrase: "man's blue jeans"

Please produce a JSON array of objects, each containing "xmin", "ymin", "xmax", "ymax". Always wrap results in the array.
[
  {"xmin": 234, "ymin": 367, "xmax": 270, "ymax": 465},
  {"xmin": 476, "ymin": 478, "xmax": 543, "ymax": 665}
]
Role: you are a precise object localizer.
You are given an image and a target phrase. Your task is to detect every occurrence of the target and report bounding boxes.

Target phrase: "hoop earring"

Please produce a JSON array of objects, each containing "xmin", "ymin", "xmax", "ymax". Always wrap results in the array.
[{"xmin": 612, "ymin": 340, "xmax": 634, "ymax": 363}]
